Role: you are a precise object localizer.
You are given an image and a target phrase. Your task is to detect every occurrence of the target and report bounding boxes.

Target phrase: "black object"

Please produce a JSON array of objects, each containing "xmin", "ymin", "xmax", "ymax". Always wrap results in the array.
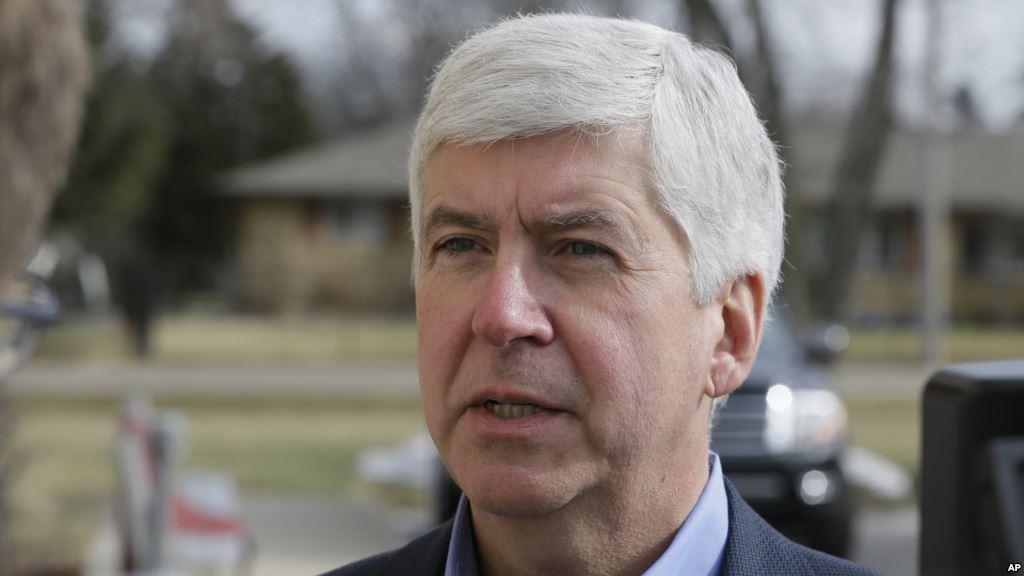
[{"xmin": 920, "ymin": 359, "xmax": 1024, "ymax": 576}]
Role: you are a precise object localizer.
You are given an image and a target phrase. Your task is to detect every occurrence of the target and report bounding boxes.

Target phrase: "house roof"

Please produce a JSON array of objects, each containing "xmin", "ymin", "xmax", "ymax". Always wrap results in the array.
[
  {"xmin": 792, "ymin": 124, "xmax": 1024, "ymax": 212},
  {"xmin": 222, "ymin": 120, "xmax": 1024, "ymax": 212},
  {"xmin": 222, "ymin": 121, "xmax": 413, "ymax": 199}
]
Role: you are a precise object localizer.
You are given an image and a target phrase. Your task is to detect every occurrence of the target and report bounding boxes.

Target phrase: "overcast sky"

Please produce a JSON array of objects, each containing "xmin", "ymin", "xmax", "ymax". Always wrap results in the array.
[{"xmin": 114, "ymin": 0, "xmax": 1024, "ymax": 131}]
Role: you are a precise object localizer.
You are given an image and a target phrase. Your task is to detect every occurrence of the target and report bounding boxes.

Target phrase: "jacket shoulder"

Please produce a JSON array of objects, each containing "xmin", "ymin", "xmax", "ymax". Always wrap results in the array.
[
  {"xmin": 318, "ymin": 520, "xmax": 453, "ymax": 576},
  {"xmin": 796, "ymin": 544, "xmax": 881, "ymax": 576},
  {"xmin": 722, "ymin": 478, "xmax": 880, "ymax": 576}
]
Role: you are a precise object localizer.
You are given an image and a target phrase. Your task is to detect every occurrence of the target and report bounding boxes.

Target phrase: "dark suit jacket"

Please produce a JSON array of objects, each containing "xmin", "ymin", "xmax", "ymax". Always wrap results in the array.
[{"xmin": 321, "ymin": 478, "xmax": 880, "ymax": 576}]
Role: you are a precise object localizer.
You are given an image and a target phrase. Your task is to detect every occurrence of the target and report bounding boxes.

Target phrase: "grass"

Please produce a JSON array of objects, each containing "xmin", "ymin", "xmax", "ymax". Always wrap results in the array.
[
  {"xmin": 8, "ymin": 392, "xmax": 923, "ymax": 552},
  {"xmin": 845, "ymin": 326, "xmax": 1024, "ymax": 363},
  {"xmin": 35, "ymin": 313, "xmax": 1023, "ymax": 365},
  {"xmin": 845, "ymin": 398, "xmax": 920, "ymax": 474},
  {"xmin": 36, "ymin": 314, "xmax": 420, "ymax": 365},
  {"xmin": 7, "ymin": 395, "xmax": 426, "ymax": 567},
  {"xmin": 8, "ymin": 399, "xmax": 114, "ymax": 565}
]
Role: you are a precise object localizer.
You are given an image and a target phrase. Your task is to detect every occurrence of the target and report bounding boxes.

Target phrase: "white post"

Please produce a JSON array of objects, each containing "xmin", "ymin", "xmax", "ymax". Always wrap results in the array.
[
  {"xmin": 151, "ymin": 411, "xmax": 187, "ymax": 573},
  {"xmin": 920, "ymin": 0, "xmax": 952, "ymax": 365}
]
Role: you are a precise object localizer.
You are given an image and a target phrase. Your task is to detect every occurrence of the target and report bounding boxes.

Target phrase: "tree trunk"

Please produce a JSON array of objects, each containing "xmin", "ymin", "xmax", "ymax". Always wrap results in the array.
[
  {"xmin": 819, "ymin": 0, "xmax": 900, "ymax": 322},
  {"xmin": 683, "ymin": 0, "xmax": 732, "ymax": 51}
]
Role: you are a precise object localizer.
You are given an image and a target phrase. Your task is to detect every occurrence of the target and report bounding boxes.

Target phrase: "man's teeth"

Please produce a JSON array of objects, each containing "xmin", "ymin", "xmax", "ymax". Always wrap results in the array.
[{"xmin": 484, "ymin": 401, "xmax": 541, "ymax": 419}]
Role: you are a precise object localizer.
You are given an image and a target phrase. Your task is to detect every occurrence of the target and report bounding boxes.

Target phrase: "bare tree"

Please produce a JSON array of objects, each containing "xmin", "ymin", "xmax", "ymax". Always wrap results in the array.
[
  {"xmin": 0, "ymin": 0, "xmax": 90, "ymax": 289},
  {"xmin": 683, "ymin": 0, "xmax": 900, "ymax": 324},
  {"xmin": 684, "ymin": 0, "xmax": 731, "ymax": 49},
  {"xmin": 320, "ymin": 0, "xmax": 630, "ymax": 135},
  {"xmin": 819, "ymin": 0, "xmax": 900, "ymax": 322}
]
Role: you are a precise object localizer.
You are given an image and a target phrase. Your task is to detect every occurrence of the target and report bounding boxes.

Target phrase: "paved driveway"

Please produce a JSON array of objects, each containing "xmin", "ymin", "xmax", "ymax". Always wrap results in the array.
[{"xmin": 242, "ymin": 495, "xmax": 410, "ymax": 576}]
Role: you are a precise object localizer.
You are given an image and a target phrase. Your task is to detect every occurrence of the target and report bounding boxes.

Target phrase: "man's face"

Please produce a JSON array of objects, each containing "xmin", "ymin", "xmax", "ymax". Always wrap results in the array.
[{"xmin": 417, "ymin": 131, "xmax": 723, "ymax": 517}]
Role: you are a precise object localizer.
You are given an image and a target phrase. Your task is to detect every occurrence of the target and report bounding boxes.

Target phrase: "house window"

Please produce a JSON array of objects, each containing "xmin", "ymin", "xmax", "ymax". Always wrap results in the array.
[
  {"xmin": 325, "ymin": 201, "xmax": 388, "ymax": 246},
  {"xmin": 960, "ymin": 217, "xmax": 1024, "ymax": 278},
  {"xmin": 859, "ymin": 213, "xmax": 910, "ymax": 271},
  {"xmin": 960, "ymin": 222, "xmax": 986, "ymax": 276},
  {"xmin": 986, "ymin": 219, "xmax": 1024, "ymax": 279},
  {"xmin": 1014, "ymin": 229, "xmax": 1024, "ymax": 274}
]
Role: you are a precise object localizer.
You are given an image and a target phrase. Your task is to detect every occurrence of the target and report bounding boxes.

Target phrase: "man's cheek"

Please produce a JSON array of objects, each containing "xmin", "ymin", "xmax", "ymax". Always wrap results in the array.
[{"xmin": 422, "ymin": 389, "xmax": 454, "ymax": 453}]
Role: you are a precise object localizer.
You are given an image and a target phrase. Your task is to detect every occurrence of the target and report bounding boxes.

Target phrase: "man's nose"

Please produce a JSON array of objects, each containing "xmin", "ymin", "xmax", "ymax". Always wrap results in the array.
[{"xmin": 471, "ymin": 258, "xmax": 554, "ymax": 348}]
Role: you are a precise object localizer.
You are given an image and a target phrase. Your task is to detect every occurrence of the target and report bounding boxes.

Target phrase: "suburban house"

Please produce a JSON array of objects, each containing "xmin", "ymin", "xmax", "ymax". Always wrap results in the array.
[
  {"xmin": 222, "ymin": 120, "xmax": 1024, "ymax": 323},
  {"xmin": 222, "ymin": 122, "xmax": 414, "ymax": 312},
  {"xmin": 792, "ymin": 125, "xmax": 1024, "ymax": 323}
]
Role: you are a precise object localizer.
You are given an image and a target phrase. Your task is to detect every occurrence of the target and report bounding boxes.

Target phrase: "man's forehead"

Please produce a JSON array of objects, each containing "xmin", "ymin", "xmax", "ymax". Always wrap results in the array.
[
  {"xmin": 426, "ymin": 130, "xmax": 645, "ymax": 177},
  {"xmin": 422, "ymin": 133, "xmax": 650, "ymax": 221}
]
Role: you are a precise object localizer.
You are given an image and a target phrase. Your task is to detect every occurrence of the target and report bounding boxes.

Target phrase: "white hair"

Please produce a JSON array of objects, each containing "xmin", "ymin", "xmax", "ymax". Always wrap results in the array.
[{"xmin": 408, "ymin": 13, "xmax": 785, "ymax": 308}]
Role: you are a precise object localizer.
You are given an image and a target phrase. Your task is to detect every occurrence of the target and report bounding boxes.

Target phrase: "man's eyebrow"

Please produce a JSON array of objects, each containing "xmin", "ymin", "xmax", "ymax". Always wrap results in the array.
[
  {"xmin": 536, "ymin": 209, "xmax": 635, "ymax": 243},
  {"xmin": 423, "ymin": 206, "xmax": 494, "ymax": 239},
  {"xmin": 423, "ymin": 205, "xmax": 637, "ymax": 244}
]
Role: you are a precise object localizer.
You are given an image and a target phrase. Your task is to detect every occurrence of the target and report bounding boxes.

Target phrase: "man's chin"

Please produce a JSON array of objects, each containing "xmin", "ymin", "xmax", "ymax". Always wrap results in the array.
[{"xmin": 462, "ymin": 469, "xmax": 579, "ymax": 519}]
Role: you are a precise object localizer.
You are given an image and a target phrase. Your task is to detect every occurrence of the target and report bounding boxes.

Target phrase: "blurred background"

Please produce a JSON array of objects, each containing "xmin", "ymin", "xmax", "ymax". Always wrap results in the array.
[{"xmin": 1, "ymin": 0, "xmax": 1023, "ymax": 574}]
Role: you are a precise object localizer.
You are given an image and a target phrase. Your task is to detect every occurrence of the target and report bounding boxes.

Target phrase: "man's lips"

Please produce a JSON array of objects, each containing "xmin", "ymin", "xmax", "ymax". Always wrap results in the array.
[
  {"xmin": 466, "ymin": 389, "xmax": 563, "ymax": 412},
  {"xmin": 463, "ymin": 389, "xmax": 570, "ymax": 436}
]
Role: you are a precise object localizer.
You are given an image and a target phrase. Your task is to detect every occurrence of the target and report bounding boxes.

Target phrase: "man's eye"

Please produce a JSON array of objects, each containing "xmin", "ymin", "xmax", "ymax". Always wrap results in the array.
[
  {"xmin": 567, "ymin": 241, "xmax": 602, "ymax": 257},
  {"xmin": 439, "ymin": 237, "xmax": 477, "ymax": 254}
]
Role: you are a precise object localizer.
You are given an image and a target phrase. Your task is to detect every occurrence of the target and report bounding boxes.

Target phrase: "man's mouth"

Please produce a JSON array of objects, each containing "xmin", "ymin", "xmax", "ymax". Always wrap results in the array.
[{"xmin": 483, "ymin": 400, "xmax": 544, "ymax": 419}]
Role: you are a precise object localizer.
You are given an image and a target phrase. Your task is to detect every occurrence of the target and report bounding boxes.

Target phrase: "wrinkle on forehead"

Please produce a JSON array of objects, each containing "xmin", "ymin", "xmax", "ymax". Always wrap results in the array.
[{"xmin": 420, "ymin": 129, "xmax": 675, "ymax": 254}]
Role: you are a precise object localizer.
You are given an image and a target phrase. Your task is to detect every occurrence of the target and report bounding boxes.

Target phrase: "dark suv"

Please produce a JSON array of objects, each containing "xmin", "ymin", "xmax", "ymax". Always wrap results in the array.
[
  {"xmin": 436, "ymin": 309, "xmax": 853, "ymax": 557},
  {"xmin": 712, "ymin": 313, "xmax": 852, "ymax": 557}
]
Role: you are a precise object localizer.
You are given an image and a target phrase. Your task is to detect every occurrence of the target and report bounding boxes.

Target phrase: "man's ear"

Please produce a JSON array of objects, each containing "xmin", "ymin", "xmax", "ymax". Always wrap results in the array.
[{"xmin": 706, "ymin": 273, "xmax": 766, "ymax": 398}]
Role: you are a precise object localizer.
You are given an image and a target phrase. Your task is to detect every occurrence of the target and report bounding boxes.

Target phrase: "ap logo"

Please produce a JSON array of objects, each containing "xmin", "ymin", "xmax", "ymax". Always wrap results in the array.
[{"xmin": 1009, "ymin": 563, "xmax": 1022, "ymax": 572}]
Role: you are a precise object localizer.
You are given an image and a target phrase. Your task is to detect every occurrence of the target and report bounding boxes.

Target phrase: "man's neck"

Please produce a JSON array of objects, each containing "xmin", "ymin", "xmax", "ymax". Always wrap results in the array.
[{"xmin": 468, "ymin": 459, "xmax": 711, "ymax": 576}]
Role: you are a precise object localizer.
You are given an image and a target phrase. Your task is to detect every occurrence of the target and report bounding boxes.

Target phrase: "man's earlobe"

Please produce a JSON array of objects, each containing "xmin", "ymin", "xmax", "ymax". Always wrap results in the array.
[{"xmin": 708, "ymin": 274, "xmax": 766, "ymax": 398}]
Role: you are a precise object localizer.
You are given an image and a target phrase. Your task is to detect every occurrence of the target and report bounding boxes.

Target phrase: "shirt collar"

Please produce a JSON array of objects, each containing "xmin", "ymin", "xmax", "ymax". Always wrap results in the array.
[
  {"xmin": 444, "ymin": 452, "xmax": 728, "ymax": 576},
  {"xmin": 641, "ymin": 451, "xmax": 728, "ymax": 576}
]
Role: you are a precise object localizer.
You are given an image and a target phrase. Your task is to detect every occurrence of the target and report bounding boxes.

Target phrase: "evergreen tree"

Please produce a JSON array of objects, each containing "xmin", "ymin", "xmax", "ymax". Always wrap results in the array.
[
  {"xmin": 53, "ymin": 0, "xmax": 170, "ymax": 244},
  {"xmin": 144, "ymin": 0, "xmax": 316, "ymax": 295}
]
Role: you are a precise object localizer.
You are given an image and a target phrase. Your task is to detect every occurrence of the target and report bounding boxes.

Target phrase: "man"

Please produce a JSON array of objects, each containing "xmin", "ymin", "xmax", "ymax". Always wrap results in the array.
[{"xmin": 327, "ymin": 13, "xmax": 878, "ymax": 576}]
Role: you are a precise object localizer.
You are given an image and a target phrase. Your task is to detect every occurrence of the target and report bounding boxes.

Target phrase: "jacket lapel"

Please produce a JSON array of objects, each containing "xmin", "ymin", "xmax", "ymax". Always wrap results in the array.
[{"xmin": 721, "ymin": 477, "xmax": 815, "ymax": 576}]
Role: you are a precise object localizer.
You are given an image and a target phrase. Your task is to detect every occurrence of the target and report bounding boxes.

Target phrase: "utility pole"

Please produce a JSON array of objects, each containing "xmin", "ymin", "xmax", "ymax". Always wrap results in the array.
[{"xmin": 920, "ymin": 0, "xmax": 952, "ymax": 365}]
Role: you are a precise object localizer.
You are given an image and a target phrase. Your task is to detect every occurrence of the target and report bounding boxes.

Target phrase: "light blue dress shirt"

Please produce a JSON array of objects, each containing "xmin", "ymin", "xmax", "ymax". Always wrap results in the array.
[{"xmin": 443, "ymin": 452, "xmax": 729, "ymax": 576}]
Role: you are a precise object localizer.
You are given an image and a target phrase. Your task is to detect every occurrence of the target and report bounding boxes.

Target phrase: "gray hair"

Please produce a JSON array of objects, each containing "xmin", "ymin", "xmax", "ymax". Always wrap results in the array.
[
  {"xmin": 0, "ymin": 0, "xmax": 90, "ymax": 289},
  {"xmin": 408, "ymin": 13, "xmax": 785, "ymax": 307}
]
